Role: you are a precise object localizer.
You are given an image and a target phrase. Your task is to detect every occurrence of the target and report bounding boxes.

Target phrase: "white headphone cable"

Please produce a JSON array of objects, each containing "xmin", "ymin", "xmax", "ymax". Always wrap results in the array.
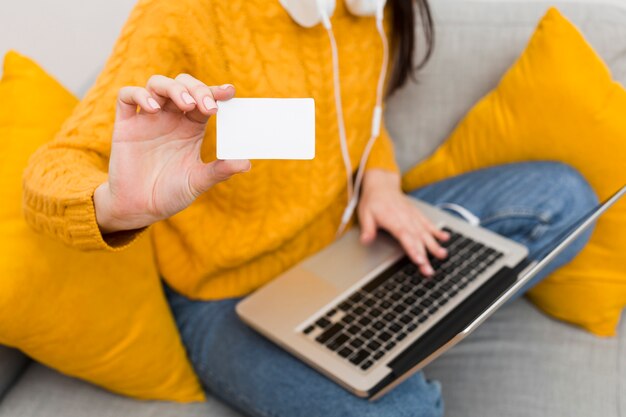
[
  {"xmin": 336, "ymin": 0, "xmax": 389, "ymax": 236},
  {"xmin": 318, "ymin": 2, "xmax": 355, "ymax": 207}
]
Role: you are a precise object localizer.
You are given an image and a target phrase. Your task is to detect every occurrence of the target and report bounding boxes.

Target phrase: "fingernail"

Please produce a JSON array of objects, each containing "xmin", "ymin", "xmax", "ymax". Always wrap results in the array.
[
  {"xmin": 203, "ymin": 96, "xmax": 217, "ymax": 111},
  {"xmin": 182, "ymin": 92, "xmax": 196, "ymax": 105},
  {"xmin": 219, "ymin": 84, "xmax": 234, "ymax": 90},
  {"xmin": 242, "ymin": 161, "xmax": 252, "ymax": 172},
  {"xmin": 425, "ymin": 266, "xmax": 434, "ymax": 276},
  {"xmin": 147, "ymin": 97, "xmax": 160, "ymax": 110}
]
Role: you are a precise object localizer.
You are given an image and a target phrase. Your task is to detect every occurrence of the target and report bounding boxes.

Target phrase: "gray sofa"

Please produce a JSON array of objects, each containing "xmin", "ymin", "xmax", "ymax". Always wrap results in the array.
[{"xmin": 1, "ymin": 1, "xmax": 625, "ymax": 416}]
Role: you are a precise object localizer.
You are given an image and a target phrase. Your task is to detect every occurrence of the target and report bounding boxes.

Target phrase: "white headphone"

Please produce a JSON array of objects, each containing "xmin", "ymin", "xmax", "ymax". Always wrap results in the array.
[{"xmin": 279, "ymin": 0, "xmax": 389, "ymax": 236}]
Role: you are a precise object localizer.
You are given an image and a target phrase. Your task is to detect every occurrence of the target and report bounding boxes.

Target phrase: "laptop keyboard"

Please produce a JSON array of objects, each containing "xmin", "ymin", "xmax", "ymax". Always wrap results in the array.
[{"xmin": 302, "ymin": 228, "xmax": 503, "ymax": 371}]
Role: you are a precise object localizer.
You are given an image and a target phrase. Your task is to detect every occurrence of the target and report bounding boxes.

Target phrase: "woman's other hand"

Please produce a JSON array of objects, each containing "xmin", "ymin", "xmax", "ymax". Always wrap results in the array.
[
  {"xmin": 94, "ymin": 74, "xmax": 250, "ymax": 234},
  {"xmin": 357, "ymin": 169, "xmax": 449, "ymax": 276}
]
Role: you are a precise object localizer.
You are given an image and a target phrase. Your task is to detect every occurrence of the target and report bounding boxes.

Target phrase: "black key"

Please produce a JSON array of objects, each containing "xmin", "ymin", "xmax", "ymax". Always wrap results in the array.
[
  {"xmin": 449, "ymin": 289, "xmax": 458, "ymax": 297},
  {"xmin": 373, "ymin": 320, "xmax": 385, "ymax": 330},
  {"xmin": 404, "ymin": 296, "xmax": 417, "ymax": 305},
  {"xmin": 414, "ymin": 288, "xmax": 426, "ymax": 297},
  {"xmin": 361, "ymin": 360, "xmax": 374, "ymax": 371},
  {"xmin": 353, "ymin": 306, "xmax": 366, "ymax": 315},
  {"xmin": 399, "ymin": 314, "xmax": 412, "ymax": 324},
  {"xmin": 476, "ymin": 263, "xmax": 490, "ymax": 273},
  {"xmin": 358, "ymin": 316, "xmax": 371, "ymax": 326},
  {"xmin": 460, "ymin": 266, "xmax": 475, "ymax": 276},
  {"xmin": 410, "ymin": 306, "xmax": 423, "ymax": 316},
  {"xmin": 385, "ymin": 341, "xmax": 396, "ymax": 351},
  {"xmin": 384, "ymin": 282, "xmax": 396, "ymax": 291},
  {"xmin": 418, "ymin": 315, "xmax": 428, "ymax": 323},
  {"xmin": 383, "ymin": 313, "xmax": 396, "ymax": 321},
  {"xmin": 363, "ymin": 272, "xmax": 392, "ymax": 293},
  {"xmin": 347, "ymin": 325, "xmax": 360, "ymax": 335},
  {"xmin": 439, "ymin": 297, "xmax": 449, "ymax": 306},
  {"xmin": 396, "ymin": 332, "xmax": 407, "ymax": 341},
  {"xmin": 459, "ymin": 281, "xmax": 469, "ymax": 289},
  {"xmin": 316, "ymin": 323, "xmax": 343, "ymax": 344},
  {"xmin": 404, "ymin": 264, "xmax": 417, "ymax": 275},
  {"xmin": 379, "ymin": 331, "xmax": 392, "ymax": 342},
  {"xmin": 400, "ymin": 285, "xmax": 412, "ymax": 293},
  {"xmin": 380, "ymin": 300, "xmax": 392, "ymax": 309},
  {"xmin": 373, "ymin": 351, "xmax": 385, "ymax": 360},
  {"xmin": 327, "ymin": 333, "xmax": 349, "ymax": 351},
  {"xmin": 420, "ymin": 298, "xmax": 433, "ymax": 308},
  {"xmin": 428, "ymin": 306, "xmax": 439, "ymax": 315},
  {"xmin": 349, "ymin": 349, "xmax": 370, "ymax": 365},
  {"xmin": 450, "ymin": 274, "xmax": 463, "ymax": 284},
  {"xmin": 410, "ymin": 276, "xmax": 422, "ymax": 285},
  {"xmin": 341, "ymin": 314, "xmax": 355, "ymax": 324},
  {"xmin": 440, "ymin": 282, "xmax": 453, "ymax": 292},
  {"xmin": 367, "ymin": 340, "xmax": 381, "ymax": 351},
  {"xmin": 315, "ymin": 317, "xmax": 331, "ymax": 329},
  {"xmin": 431, "ymin": 290, "xmax": 443, "ymax": 300},
  {"xmin": 393, "ymin": 305, "xmax": 407, "ymax": 314},
  {"xmin": 390, "ymin": 292, "xmax": 403, "ymax": 301},
  {"xmin": 349, "ymin": 292, "xmax": 364, "ymax": 303},
  {"xmin": 363, "ymin": 298, "xmax": 376, "ymax": 307},
  {"xmin": 326, "ymin": 309, "xmax": 337, "ymax": 318},
  {"xmin": 389, "ymin": 323, "xmax": 402, "ymax": 332},
  {"xmin": 407, "ymin": 323, "xmax": 418, "ymax": 332},
  {"xmin": 475, "ymin": 251, "xmax": 490, "ymax": 262},
  {"xmin": 303, "ymin": 325, "xmax": 314, "ymax": 335},
  {"xmin": 370, "ymin": 308, "xmax": 382, "ymax": 317},
  {"xmin": 394, "ymin": 274, "xmax": 407, "ymax": 283},
  {"xmin": 424, "ymin": 280, "xmax": 436, "ymax": 289},
  {"xmin": 338, "ymin": 301, "xmax": 352, "ymax": 311},
  {"xmin": 362, "ymin": 329, "xmax": 375, "ymax": 339},
  {"xmin": 374, "ymin": 290, "xmax": 386, "ymax": 299},
  {"xmin": 338, "ymin": 347, "xmax": 353, "ymax": 358},
  {"xmin": 350, "ymin": 338, "xmax": 364, "ymax": 348}
]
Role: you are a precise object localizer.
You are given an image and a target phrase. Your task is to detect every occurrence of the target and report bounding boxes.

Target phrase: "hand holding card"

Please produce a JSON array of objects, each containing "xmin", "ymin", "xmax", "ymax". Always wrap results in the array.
[{"xmin": 217, "ymin": 98, "xmax": 316, "ymax": 160}]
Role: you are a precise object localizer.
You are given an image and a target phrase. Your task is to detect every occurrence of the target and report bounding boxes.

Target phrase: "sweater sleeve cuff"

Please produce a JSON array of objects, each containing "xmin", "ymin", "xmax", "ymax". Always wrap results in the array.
[
  {"xmin": 23, "ymin": 173, "xmax": 146, "ymax": 252},
  {"xmin": 65, "ymin": 193, "xmax": 147, "ymax": 251}
]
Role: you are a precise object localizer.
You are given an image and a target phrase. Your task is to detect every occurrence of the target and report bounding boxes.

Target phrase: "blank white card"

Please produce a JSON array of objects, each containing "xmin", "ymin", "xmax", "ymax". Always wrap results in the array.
[{"xmin": 216, "ymin": 98, "xmax": 315, "ymax": 160}]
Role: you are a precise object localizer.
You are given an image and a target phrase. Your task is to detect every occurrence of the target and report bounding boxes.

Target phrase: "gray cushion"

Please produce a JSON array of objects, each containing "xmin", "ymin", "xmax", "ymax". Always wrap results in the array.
[
  {"xmin": 0, "ymin": 364, "xmax": 243, "ymax": 417},
  {"xmin": 0, "ymin": 347, "xmax": 29, "ymax": 400},
  {"xmin": 425, "ymin": 299, "xmax": 626, "ymax": 417},
  {"xmin": 386, "ymin": 0, "xmax": 626, "ymax": 172}
]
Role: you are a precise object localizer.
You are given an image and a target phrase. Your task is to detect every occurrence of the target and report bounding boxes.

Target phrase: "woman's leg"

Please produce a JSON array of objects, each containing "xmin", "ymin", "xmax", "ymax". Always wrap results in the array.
[
  {"xmin": 167, "ymin": 288, "xmax": 443, "ymax": 417},
  {"xmin": 409, "ymin": 161, "xmax": 598, "ymax": 294}
]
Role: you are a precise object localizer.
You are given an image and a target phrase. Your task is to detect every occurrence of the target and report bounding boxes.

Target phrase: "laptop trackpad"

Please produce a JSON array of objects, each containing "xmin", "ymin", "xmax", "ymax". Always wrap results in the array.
[{"xmin": 301, "ymin": 230, "xmax": 403, "ymax": 292}]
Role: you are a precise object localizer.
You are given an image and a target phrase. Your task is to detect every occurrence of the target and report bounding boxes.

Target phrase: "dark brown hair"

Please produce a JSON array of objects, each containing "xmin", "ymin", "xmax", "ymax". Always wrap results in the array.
[{"xmin": 388, "ymin": 0, "xmax": 434, "ymax": 96}]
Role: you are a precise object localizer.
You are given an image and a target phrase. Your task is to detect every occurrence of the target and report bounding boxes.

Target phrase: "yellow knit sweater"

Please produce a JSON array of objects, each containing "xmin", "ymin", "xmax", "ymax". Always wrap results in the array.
[{"xmin": 22, "ymin": 0, "xmax": 399, "ymax": 300}]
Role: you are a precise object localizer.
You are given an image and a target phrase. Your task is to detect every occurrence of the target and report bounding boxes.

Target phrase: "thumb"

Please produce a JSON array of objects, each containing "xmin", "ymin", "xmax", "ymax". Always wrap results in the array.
[
  {"xmin": 359, "ymin": 209, "xmax": 378, "ymax": 244},
  {"xmin": 188, "ymin": 159, "xmax": 251, "ymax": 197}
]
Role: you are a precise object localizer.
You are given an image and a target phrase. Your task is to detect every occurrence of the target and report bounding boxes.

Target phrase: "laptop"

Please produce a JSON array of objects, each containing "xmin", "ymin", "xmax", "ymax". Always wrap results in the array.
[{"xmin": 237, "ymin": 185, "xmax": 626, "ymax": 400}]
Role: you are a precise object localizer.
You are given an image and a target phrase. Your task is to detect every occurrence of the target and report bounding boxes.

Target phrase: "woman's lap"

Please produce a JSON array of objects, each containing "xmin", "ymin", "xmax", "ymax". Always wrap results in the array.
[{"xmin": 167, "ymin": 161, "xmax": 597, "ymax": 417}]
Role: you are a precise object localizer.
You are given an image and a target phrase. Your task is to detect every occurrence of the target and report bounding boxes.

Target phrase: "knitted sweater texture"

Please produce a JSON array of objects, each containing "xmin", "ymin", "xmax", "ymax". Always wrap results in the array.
[{"xmin": 22, "ymin": 0, "xmax": 399, "ymax": 299}]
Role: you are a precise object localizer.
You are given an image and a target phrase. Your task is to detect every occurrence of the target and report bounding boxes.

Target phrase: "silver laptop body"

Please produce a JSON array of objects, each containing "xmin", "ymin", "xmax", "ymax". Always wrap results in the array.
[{"xmin": 236, "ymin": 186, "xmax": 626, "ymax": 400}]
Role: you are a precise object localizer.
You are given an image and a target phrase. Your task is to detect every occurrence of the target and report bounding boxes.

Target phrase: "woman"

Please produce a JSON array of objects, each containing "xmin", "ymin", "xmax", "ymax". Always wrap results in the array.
[{"xmin": 23, "ymin": 0, "xmax": 597, "ymax": 415}]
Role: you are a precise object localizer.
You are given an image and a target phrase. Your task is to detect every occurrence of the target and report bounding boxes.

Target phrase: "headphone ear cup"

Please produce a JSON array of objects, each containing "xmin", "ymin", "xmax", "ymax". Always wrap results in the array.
[
  {"xmin": 344, "ymin": 0, "xmax": 382, "ymax": 16},
  {"xmin": 279, "ymin": 0, "xmax": 336, "ymax": 28}
]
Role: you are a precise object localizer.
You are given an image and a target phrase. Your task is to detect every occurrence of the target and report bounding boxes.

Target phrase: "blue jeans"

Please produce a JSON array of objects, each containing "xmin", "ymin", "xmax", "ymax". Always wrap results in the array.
[{"xmin": 166, "ymin": 162, "xmax": 597, "ymax": 417}]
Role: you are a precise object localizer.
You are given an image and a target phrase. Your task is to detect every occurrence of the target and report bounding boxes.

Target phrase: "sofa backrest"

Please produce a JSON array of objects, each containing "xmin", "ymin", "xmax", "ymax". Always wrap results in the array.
[{"xmin": 386, "ymin": 0, "xmax": 626, "ymax": 172}]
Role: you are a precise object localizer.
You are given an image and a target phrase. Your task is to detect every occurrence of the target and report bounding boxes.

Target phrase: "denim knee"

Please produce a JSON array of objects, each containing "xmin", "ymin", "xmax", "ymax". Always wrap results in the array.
[{"xmin": 538, "ymin": 162, "xmax": 598, "ymax": 221}]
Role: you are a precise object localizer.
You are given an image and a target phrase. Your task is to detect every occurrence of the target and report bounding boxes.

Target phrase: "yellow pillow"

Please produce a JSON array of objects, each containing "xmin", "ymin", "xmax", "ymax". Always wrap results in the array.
[
  {"xmin": 402, "ymin": 8, "xmax": 626, "ymax": 336},
  {"xmin": 0, "ymin": 51, "xmax": 204, "ymax": 401}
]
